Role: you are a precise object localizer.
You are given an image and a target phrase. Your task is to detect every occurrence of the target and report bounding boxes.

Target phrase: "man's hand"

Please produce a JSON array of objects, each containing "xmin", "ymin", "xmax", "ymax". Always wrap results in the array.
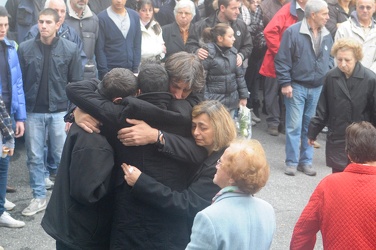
[
  {"xmin": 74, "ymin": 107, "xmax": 101, "ymax": 133},
  {"xmin": 197, "ymin": 48, "xmax": 209, "ymax": 60},
  {"xmin": 236, "ymin": 54, "xmax": 243, "ymax": 67},
  {"xmin": 121, "ymin": 163, "xmax": 141, "ymax": 187},
  {"xmin": 281, "ymin": 85, "xmax": 293, "ymax": 98},
  {"xmin": 239, "ymin": 99, "xmax": 247, "ymax": 107},
  {"xmin": 15, "ymin": 121, "xmax": 25, "ymax": 138},
  {"xmin": 117, "ymin": 119, "xmax": 158, "ymax": 146}
]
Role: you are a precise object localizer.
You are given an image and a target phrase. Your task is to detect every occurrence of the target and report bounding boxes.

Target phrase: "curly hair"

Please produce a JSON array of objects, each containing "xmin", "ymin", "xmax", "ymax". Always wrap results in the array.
[
  {"xmin": 221, "ymin": 139, "xmax": 270, "ymax": 194},
  {"xmin": 331, "ymin": 38, "xmax": 363, "ymax": 61}
]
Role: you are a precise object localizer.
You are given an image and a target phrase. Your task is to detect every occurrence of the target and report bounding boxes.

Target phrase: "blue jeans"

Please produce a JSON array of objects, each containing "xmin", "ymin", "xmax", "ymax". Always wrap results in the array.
[
  {"xmin": 0, "ymin": 155, "xmax": 9, "ymax": 216},
  {"xmin": 25, "ymin": 112, "xmax": 66, "ymax": 198},
  {"xmin": 0, "ymin": 115, "xmax": 15, "ymax": 216},
  {"xmin": 284, "ymin": 84, "xmax": 322, "ymax": 167}
]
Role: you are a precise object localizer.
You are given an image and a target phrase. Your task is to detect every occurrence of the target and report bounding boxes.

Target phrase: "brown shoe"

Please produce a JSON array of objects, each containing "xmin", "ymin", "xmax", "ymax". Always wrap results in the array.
[
  {"xmin": 6, "ymin": 186, "xmax": 17, "ymax": 193},
  {"xmin": 267, "ymin": 126, "xmax": 279, "ymax": 136}
]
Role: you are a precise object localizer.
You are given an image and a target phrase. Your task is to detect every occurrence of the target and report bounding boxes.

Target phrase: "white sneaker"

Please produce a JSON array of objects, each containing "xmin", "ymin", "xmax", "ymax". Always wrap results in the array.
[
  {"xmin": 45, "ymin": 177, "xmax": 54, "ymax": 190},
  {"xmin": 251, "ymin": 110, "xmax": 261, "ymax": 123},
  {"xmin": 0, "ymin": 211, "xmax": 25, "ymax": 228},
  {"xmin": 21, "ymin": 198, "xmax": 47, "ymax": 216},
  {"xmin": 4, "ymin": 198, "xmax": 16, "ymax": 211}
]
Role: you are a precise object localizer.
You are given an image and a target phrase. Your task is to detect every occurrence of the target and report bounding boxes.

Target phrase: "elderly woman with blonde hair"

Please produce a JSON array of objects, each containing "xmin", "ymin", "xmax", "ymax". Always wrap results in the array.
[
  {"xmin": 308, "ymin": 38, "xmax": 376, "ymax": 173},
  {"xmin": 186, "ymin": 139, "xmax": 276, "ymax": 250}
]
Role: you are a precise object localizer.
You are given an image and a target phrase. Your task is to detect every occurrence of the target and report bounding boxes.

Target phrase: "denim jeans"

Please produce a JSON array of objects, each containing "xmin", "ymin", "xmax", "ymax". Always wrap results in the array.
[
  {"xmin": 0, "ymin": 115, "xmax": 16, "ymax": 215},
  {"xmin": 25, "ymin": 112, "xmax": 66, "ymax": 198},
  {"xmin": 284, "ymin": 83, "xmax": 322, "ymax": 167},
  {"xmin": 0, "ymin": 155, "xmax": 9, "ymax": 216}
]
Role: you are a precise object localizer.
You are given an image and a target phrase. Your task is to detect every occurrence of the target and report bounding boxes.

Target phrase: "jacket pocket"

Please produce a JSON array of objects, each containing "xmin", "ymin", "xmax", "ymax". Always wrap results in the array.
[{"xmin": 82, "ymin": 32, "xmax": 96, "ymax": 59}]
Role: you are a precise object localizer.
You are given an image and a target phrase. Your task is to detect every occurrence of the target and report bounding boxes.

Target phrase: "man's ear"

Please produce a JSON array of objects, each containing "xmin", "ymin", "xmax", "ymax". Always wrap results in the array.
[
  {"xmin": 112, "ymin": 97, "xmax": 122, "ymax": 104},
  {"xmin": 219, "ymin": 4, "xmax": 226, "ymax": 12}
]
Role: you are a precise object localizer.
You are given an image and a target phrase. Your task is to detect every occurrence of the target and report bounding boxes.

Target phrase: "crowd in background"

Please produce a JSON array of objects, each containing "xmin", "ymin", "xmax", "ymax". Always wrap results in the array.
[{"xmin": 0, "ymin": 0, "xmax": 375, "ymax": 249}]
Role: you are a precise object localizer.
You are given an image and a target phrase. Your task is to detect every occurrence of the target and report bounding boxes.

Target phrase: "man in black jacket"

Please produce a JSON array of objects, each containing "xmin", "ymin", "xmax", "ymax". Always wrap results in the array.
[
  {"xmin": 41, "ymin": 68, "xmax": 138, "ymax": 250},
  {"xmin": 185, "ymin": 0, "xmax": 253, "ymax": 67}
]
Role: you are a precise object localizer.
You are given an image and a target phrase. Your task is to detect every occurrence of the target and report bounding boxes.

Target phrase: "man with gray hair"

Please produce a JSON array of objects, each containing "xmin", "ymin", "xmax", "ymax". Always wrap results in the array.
[
  {"xmin": 275, "ymin": 0, "xmax": 333, "ymax": 176},
  {"xmin": 335, "ymin": 0, "xmax": 376, "ymax": 73}
]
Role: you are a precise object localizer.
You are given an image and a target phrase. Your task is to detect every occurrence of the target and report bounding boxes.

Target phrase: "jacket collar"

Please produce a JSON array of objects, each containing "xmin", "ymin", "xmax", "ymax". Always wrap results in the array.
[
  {"xmin": 332, "ymin": 62, "xmax": 364, "ymax": 79},
  {"xmin": 1, "ymin": 37, "xmax": 15, "ymax": 48},
  {"xmin": 66, "ymin": 0, "xmax": 94, "ymax": 19},
  {"xmin": 299, "ymin": 17, "xmax": 330, "ymax": 38},
  {"xmin": 137, "ymin": 92, "xmax": 173, "ymax": 110},
  {"xmin": 345, "ymin": 162, "xmax": 376, "ymax": 175},
  {"xmin": 331, "ymin": 62, "xmax": 364, "ymax": 99}
]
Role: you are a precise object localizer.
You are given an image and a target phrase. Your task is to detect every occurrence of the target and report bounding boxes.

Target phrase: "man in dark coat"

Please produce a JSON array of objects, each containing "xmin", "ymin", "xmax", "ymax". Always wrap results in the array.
[
  {"xmin": 185, "ymin": 0, "xmax": 253, "ymax": 67},
  {"xmin": 41, "ymin": 68, "xmax": 138, "ymax": 250}
]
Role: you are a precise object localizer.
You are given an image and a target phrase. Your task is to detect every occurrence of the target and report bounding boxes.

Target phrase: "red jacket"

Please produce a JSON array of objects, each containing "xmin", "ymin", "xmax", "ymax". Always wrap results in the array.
[
  {"xmin": 259, "ymin": 2, "xmax": 298, "ymax": 78},
  {"xmin": 290, "ymin": 163, "xmax": 376, "ymax": 250}
]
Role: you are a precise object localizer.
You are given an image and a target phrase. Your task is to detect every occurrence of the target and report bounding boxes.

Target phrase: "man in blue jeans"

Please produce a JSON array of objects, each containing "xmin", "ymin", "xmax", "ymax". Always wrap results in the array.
[
  {"xmin": 18, "ymin": 8, "xmax": 82, "ymax": 216},
  {"xmin": 275, "ymin": 0, "xmax": 333, "ymax": 176}
]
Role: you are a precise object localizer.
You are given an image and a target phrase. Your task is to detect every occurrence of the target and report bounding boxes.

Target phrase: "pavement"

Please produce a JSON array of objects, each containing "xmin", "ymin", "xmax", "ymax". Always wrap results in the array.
[{"xmin": 0, "ymin": 112, "xmax": 329, "ymax": 250}]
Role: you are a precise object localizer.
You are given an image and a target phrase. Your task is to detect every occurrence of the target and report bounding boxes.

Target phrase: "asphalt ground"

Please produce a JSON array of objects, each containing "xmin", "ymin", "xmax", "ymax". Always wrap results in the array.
[{"xmin": 0, "ymin": 112, "xmax": 329, "ymax": 250}]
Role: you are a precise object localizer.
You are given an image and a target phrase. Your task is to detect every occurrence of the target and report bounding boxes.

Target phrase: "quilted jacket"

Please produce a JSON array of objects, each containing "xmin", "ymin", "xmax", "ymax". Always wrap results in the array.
[
  {"xmin": 291, "ymin": 163, "xmax": 376, "ymax": 249},
  {"xmin": 202, "ymin": 43, "xmax": 249, "ymax": 110}
]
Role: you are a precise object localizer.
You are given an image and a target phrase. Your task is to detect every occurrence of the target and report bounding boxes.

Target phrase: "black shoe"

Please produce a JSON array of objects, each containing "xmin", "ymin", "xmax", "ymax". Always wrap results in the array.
[{"xmin": 6, "ymin": 186, "xmax": 17, "ymax": 193}]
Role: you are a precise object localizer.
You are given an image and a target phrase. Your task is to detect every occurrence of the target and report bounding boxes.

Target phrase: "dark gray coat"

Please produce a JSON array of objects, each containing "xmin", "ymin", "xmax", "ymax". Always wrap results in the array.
[
  {"xmin": 308, "ymin": 63, "xmax": 376, "ymax": 170},
  {"xmin": 162, "ymin": 22, "xmax": 194, "ymax": 59}
]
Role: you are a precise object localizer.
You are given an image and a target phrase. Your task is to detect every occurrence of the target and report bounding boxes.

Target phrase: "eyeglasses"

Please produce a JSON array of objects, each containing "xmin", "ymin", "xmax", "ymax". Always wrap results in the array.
[
  {"xmin": 358, "ymin": 5, "xmax": 373, "ymax": 11},
  {"xmin": 216, "ymin": 159, "xmax": 223, "ymax": 168}
]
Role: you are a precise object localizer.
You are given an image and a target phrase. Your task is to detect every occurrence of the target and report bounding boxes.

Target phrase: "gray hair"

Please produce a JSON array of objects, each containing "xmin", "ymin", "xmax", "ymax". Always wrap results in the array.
[
  {"xmin": 45, "ymin": 0, "xmax": 66, "ymax": 8},
  {"xmin": 174, "ymin": 0, "xmax": 196, "ymax": 19},
  {"xmin": 305, "ymin": 0, "xmax": 328, "ymax": 18},
  {"xmin": 165, "ymin": 52, "xmax": 205, "ymax": 93}
]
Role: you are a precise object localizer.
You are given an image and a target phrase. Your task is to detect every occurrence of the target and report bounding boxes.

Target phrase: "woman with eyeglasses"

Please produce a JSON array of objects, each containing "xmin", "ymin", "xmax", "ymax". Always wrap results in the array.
[
  {"xmin": 186, "ymin": 139, "xmax": 275, "ymax": 250},
  {"xmin": 121, "ymin": 100, "xmax": 237, "ymax": 248}
]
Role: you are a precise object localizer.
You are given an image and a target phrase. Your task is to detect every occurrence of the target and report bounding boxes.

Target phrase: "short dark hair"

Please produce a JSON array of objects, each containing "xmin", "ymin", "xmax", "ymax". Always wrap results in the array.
[
  {"xmin": 99, "ymin": 68, "xmax": 138, "ymax": 100},
  {"xmin": 138, "ymin": 61, "xmax": 169, "ymax": 93},
  {"xmin": 165, "ymin": 52, "xmax": 205, "ymax": 93},
  {"xmin": 0, "ymin": 6, "xmax": 10, "ymax": 18},
  {"xmin": 345, "ymin": 121, "xmax": 376, "ymax": 163},
  {"xmin": 218, "ymin": 0, "xmax": 239, "ymax": 8},
  {"xmin": 39, "ymin": 8, "xmax": 59, "ymax": 23}
]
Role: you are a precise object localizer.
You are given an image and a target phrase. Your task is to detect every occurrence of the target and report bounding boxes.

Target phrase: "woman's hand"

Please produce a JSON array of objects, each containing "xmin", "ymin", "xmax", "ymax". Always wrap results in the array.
[
  {"xmin": 121, "ymin": 163, "xmax": 142, "ymax": 187},
  {"xmin": 239, "ymin": 99, "xmax": 247, "ymax": 107}
]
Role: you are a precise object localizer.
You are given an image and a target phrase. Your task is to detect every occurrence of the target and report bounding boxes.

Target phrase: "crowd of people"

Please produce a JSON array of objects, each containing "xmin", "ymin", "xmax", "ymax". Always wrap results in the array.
[{"xmin": 0, "ymin": 0, "xmax": 375, "ymax": 249}]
